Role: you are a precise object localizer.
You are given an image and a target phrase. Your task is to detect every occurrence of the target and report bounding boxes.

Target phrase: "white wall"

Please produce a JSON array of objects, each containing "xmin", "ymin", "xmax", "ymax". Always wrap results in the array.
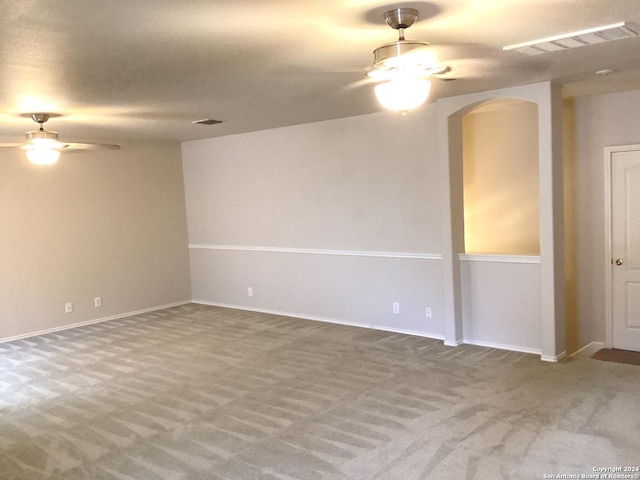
[
  {"xmin": 573, "ymin": 89, "xmax": 640, "ymax": 347},
  {"xmin": 3, "ymin": 87, "xmax": 635, "ymax": 353},
  {"xmin": 181, "ymin": 84, "xmax": 638, "ymax": 356},
  {"xmin": 0, "ymin": 143, "xmax": 192, "ymax": 341},
  {"xmin": 460, "ymin": 255, "xmax": 541, "ymax": 353},
  {"xmin": 182, "ymin": 109, "xmax": 445, "ymax": 338},
  {"xmin": 182, "ymin": 86, "xmax": 555, "ymax": 355}
]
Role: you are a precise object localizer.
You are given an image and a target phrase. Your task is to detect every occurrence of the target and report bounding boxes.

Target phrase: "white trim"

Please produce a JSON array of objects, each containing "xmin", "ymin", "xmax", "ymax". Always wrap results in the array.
[
  {"xmin": 0, "ymin": 300, "xmax": 191, "ymax": 344},
  {"xmin": 604, "ymin": 146, "xmax": 614, "ymax": 349},
  {"xmin": 189, "ymin": 244, "xmax": 442, "ymax": 260},
  {"xmin": 540, "ymin": 351, "xmax": 566, "ymax": 363},
  {"xmin": 571, "ymin": 341, "xmax": 606, "ymax": 358},
  {"xmin": 603, "ymin": 144, "xmax": 640, "ymax": 349},
  {"xmin": 192, "ymin": 300, "xmax": 445, "ymax": 341},
  {"xmin": 458, "ymin": 253, "xmax": 541, "ymax": 264},
  {"xmin": 463, "ymin": 338, "xmax": 542, "ymax": 356}
]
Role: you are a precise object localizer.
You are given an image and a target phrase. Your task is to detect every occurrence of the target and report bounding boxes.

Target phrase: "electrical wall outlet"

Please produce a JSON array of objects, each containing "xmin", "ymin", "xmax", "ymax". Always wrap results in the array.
[
  {"xmin": 248, "ymin": 287, "xmax": 253, "ymax": 297},
  {"xmin": 426, "ymin": 307, "xmax": 432, "ymax": 318},
  {"xmin": 393, "ymin": 302, "xmax": 400, "ymax": 314},
  {"xmin": 64, "ymin": 302, "xmax": 73, "ymax": 314},
  {"xmin": 94, "ymin": 297, "xmax": 102, "ymax": 308}
]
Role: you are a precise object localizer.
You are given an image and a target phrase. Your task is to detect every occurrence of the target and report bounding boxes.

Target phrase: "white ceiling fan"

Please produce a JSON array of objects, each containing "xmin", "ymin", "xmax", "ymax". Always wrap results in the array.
[
  {"xmin": 0, "ymin": 113, "xmax": 120, "ymax": 166},
  {"xmin": 364, "ymin": 8, "xmax": 640, "ymax": 114},
  {"xmin": 364, "ymin": 7, "xmax": 456, "ymax": 113}
]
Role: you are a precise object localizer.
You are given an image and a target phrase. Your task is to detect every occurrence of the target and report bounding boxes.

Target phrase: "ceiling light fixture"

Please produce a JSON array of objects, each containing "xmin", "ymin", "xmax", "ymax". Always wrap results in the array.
[
  {"xmin": 0, "ymin": 113, "xmax": 121, "ymax": 166},
  {"xmin": 503, "ymin": 21, "xmax": 639, "ymax": 56},
  {"xmin": 375, "ymin": 77, "xmax": 432, "ymax": 112},
  {"xmin": 23, "ymin": 115, "xmax": 62, "ymax": 166},
  {"xmin": 24, "ymin": 140, "xmax": 61, "ymax": 166},
  {"xmin": 370, "ymin": 8, "xmax": 447, "ymax": 113}
]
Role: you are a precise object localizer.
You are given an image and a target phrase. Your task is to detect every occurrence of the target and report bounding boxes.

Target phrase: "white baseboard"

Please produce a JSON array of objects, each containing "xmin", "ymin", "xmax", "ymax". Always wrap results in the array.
[
  {"xmin": 571, "ymin": 341, "xmax": 605, "ymax": 358},
  {"xmin": 0, "ymin": 300, "xmax": 191, "ymax": 344},
  {"xmin": 464, "ymin": 338, "xmax": 542, "ymax": 356},
  {"xmin": 192, "ymin": 301, "xmax": 558, "ymax": 359},
  {"xmin": 540, "ymin": 351, "xmax": 567, "ymax": 363},
  {"xmin": 4, "ymin": 299, "xmax": 569, "ymax": 364},
  {"xmin": 192, "ymin": 300, "xmax": 445, "ymax": 341}
]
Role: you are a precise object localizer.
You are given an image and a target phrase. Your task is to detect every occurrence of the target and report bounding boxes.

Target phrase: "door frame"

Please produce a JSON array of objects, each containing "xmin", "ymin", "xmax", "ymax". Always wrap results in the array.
[{"xmin": 603, "ymin": 144, "xmax": 640, "ymax": 348}]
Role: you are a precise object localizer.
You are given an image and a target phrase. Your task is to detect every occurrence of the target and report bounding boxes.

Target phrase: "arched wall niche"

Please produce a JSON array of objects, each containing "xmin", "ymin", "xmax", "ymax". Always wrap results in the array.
[
  {"xmin": 437, "ymin": 82, "xmax": 565, "ymax": 362},
  {"xmin": 461, "ymin": 98, "xmax": 540, "ymax": 255}
]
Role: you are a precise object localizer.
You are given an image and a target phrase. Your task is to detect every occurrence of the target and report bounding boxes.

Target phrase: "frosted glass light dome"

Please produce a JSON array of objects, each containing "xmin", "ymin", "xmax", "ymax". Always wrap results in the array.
[
  {"xmin": 24, "ymin": 139, "xmax": 61, "ymax": 166},
  {"xmin": 374, "ymin": 78, "xmax": 431, "ymax": 112}
]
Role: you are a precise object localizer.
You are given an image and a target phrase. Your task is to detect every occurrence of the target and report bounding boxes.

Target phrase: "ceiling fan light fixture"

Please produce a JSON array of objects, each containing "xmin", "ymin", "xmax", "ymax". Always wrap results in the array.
[
  {"xmin": 0, "ymin": 113, "xmax": 121, "ymax": 164},
  {"xmin": 23, "ymin": 129, "xmax": 62, "ymax": 166},
  {"xmin": 369, "ymin": 8, "xmax": 445, "ymax": 112},
  {"xmin": 24, "ymin": 143, "xmax": 61, "ymax": 166},
  {"xmin": 375, "ymin": 77, "xmax": 431, "ymax": 113}
]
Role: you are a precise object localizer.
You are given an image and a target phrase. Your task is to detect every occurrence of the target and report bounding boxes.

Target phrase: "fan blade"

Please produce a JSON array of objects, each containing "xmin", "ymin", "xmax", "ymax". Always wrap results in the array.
[
  {"xmin": 0, "ymin": 141, "xmax": 120, "ymax": 152},
  {"xmin": 396, "ymin": 43, "xmax": 505, "ymax": 79},
  {"xmin": 0, "ymin": 143, "xmax": 27, "ymax": 148},
  {"xmin": 63, "ymin": 142, "xmax": 121, "ymax": 151},
  {"xmin": 342, "ymin": 76, "xmax": 377, "ymax": 91}
]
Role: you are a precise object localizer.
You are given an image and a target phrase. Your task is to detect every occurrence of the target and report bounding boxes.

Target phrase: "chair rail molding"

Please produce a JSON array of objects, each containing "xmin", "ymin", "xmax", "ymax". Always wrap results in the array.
[{"xmin": 188, "ymin": 244, "xmax": 442, "ymax": 260}]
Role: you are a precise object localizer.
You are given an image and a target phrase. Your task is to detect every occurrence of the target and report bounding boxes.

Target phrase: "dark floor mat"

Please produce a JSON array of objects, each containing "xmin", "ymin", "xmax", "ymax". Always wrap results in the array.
[{"xmin": 591, "ymin": 348, "xmax": 640, "ymax": 366}]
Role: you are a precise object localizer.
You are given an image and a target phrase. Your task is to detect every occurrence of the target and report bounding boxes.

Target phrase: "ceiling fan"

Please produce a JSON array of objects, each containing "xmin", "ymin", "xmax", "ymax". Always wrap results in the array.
[
  {"xmin": 365, "ymin": 7, "xmax": 454, "ymax": 112},
  {"xmin": 0, "ymin": 113, "xmax": 120, "ymax": 166}
]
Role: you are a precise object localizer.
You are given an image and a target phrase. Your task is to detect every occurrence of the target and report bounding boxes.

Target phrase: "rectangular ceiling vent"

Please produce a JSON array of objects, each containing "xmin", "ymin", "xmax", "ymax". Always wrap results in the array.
[
  {"xmin": 503, "ymin": 21, "xmax": 639, "ymax": 56},
  {"xmin": 192, "ymin": 118, "xmax": 223, "ymax": 125}
]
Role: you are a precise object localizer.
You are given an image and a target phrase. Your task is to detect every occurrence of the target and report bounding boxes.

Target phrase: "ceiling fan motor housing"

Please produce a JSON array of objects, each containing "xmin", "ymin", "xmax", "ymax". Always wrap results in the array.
[
  {"xmin": 373, "ymin": 39, "xmax": 430, "ymax": 66},
  {"xmin": 26, "ymin": 129, "xmax": 59, "ymax": 142},
  {"xmin": 374, "ymin": 8, "xmax": 430, "ymax": 69},
  {"xmin": 371, "ymin": 7, "xmax": 449, "ymax": 78}
]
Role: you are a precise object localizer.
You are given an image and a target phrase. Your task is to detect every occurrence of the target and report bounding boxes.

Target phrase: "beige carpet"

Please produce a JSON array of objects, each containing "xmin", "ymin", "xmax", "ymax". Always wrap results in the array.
[{"xmin": 0, "ymin": 303, "xmax": 638, "ymax": 479}]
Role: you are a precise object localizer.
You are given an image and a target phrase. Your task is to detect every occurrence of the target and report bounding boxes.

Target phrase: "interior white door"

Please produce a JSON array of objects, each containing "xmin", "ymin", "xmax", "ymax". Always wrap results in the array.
[{"xmin": 611, "ymin": 149, "xmax": 640, "ymax": 352}]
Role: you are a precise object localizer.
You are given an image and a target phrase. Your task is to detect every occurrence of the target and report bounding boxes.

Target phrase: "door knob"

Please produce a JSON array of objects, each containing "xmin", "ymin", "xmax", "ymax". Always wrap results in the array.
[{"xmin": 615, "ymin": 258, "xmax": 624, "ymax": 266}]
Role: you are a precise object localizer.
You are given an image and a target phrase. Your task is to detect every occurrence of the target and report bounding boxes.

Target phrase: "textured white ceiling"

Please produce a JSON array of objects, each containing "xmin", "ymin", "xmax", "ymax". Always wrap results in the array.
[{"xmin": 1, "ymin": 0, "xmax": 640, "ymax": 144}]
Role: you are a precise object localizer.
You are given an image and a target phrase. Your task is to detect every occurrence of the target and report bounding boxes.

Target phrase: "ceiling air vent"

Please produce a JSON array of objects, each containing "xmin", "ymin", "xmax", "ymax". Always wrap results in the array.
[
  {"xmin": 503, "ymin": 22, "xmax": 639, "ymax": 56},
  {"xmin": 192, "ymin": 119, "xmax": 223, "ymax": 125}
]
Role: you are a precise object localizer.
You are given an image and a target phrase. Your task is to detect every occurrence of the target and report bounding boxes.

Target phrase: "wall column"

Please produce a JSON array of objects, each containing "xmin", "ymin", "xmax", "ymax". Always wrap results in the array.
[
  {"xmin": 537, "ymin": 83, "xmax": 566, "ymax": 361},
  {"xmin": 437, "ymin": 81, "xmax": 565, "ymax": 360},
  {"xmin": 438, "ymin": 112, "xmax": 465, "ymax": 346}
]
